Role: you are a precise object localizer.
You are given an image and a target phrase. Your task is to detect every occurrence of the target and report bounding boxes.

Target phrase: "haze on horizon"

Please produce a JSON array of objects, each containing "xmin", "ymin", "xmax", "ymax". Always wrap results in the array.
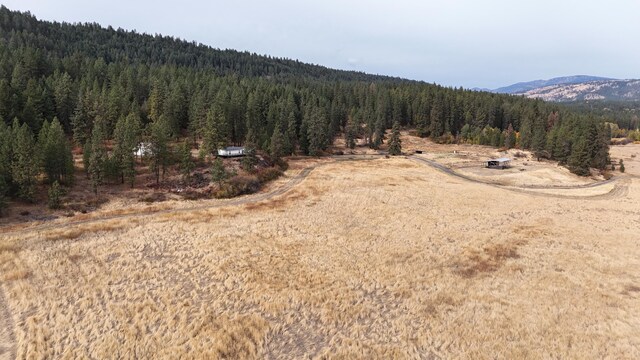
[{"xmin": 4, "ymin": 0, "xmax": 640, "ymax": 89}]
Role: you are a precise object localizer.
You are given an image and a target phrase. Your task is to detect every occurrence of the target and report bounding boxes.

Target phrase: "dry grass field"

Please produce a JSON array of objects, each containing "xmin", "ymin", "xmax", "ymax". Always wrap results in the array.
[{"xmin": 1, "ymin": 142, "xmax": 639, "ymax": 359}]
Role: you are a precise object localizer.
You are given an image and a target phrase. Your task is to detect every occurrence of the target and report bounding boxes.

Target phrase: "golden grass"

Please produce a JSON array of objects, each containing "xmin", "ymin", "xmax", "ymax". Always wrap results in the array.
[
  {"xmin": 40, "ymin": 219, "xmax": 128, "ymax": 241},
  {"xmin": 1, "ymin": 155, "xmax": 640, "ymax": 358},
  {"xmin": 452, "ymin": 239, "xmax": 527, "ymax": 278}
]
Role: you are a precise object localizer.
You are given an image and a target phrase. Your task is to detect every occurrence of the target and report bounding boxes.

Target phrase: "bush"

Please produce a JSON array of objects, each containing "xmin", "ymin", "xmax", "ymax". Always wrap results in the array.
[
  {"xmin": 256, "ymin": 167, "xmax": 283, "ymax": 183},
  {"xmin": 181, "ymin": 189, "xmax": 210, "ymax": 200},
  {"xmin": 0, "ymin": 178, "xmax": 7, "ymax": 217},
  {"xmin": 215, "ymin": 175, "xmax": 260, "ymax": 198},
  {"xmin": 274, "ymin": 157, "xmax": 289, "ymax": 171},
  {"xmin": 104, "ymin": 156, "xmax": 121, "ymax": 184},
  {"xmin": 434, "ymin": 132, "xmax": 455, "ymax": 144},
  {"xmin": 611, "ymin": 138, "xmax": 633, "ymax": 145},
  {"xmin": 0, "ymin": 193, "xmax": 6, "ymax": 217},
  {"xmin": 139, "ymin": 192, "xmax": 167, "ymax": 203},
  {"xmin": 619, "ymin": 160, "xmax": 625, "ymax": 173},
  {"xmin": 48, "ymin": 181, "xmax": 62, "ymax": 209}
]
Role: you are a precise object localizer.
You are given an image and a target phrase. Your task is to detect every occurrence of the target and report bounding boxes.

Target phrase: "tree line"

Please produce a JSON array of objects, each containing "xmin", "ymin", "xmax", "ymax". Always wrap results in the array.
[{"xmin": 0, "ymin": 6, "xmax": 613, "ymax": 213}]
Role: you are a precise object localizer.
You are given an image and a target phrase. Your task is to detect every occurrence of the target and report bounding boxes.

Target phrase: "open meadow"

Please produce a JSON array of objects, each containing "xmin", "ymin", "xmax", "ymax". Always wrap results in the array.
[{"xmin": 1, "ymin": 142, "xmax": 640, "ymax": 359}]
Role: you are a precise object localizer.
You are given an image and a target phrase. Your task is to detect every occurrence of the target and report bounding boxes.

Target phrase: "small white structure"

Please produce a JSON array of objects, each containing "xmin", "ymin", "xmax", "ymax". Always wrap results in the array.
[
  {"xmin": 218, "ymin": 146, "xmax": 245, "ymax": 157},
  {"xmin": 486, "ymin": 157, "xmax": 511, "ymax": 169},
  {"xmin": 134, "ymin": 142, "xmax": 152, "ymax": 157}
]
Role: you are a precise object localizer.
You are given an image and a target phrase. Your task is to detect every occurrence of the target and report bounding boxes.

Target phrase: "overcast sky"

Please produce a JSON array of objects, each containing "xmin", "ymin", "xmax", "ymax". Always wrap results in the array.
[{"xmin": 4, "ymin": 0, "xmax": 640, "ymax": 88}]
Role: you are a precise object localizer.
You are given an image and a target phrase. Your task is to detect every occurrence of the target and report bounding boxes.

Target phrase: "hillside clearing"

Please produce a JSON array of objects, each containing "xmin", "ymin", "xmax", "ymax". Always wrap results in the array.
[{"xmin": 0, "ymin": 149, "xmax": 639, "ymax": 359}]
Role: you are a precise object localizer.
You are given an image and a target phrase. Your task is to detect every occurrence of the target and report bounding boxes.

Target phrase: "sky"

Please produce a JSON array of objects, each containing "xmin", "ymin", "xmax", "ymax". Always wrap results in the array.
[{"xmin": 4, "ymin": 0, "xmax": 640, "ymax": 89}]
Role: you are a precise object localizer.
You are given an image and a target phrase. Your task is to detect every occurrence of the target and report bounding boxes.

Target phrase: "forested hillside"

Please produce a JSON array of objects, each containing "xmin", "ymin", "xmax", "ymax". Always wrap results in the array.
[{"xmin": 0, "ymin": 6, "xmax": 612, "ymax": 211}]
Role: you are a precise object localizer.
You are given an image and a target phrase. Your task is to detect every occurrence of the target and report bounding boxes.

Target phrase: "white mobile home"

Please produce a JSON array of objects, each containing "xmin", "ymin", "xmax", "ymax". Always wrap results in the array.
[{"xmin": 218, "ymin": 146, "xmax": 245, "ymax": 157}]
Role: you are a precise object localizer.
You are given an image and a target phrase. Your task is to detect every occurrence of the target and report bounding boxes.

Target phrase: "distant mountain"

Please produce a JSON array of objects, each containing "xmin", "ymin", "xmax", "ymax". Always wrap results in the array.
[
  {"xmin": 518, "ymin": 79, "xmax": 640, "ymax": 102},
  {"xmin": 471, "ymin": 87, "xmax": 492, "ymax": 92},
  {"xmin": 494, "ymin": 75, "xmax": 615, "ymax": 94}
]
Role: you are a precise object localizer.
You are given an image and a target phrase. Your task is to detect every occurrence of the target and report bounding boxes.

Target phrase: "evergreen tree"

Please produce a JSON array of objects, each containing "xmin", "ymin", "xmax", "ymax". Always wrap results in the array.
[
  {"xmin": 71, "ymin": 90, "xmax": 92, "ymax": 146},
  {"xmin": 590, "ymin": 123, "xmax": 610, "ymax": 169},
  {"xmin": 388, "ymin": 121, "xmax": 402, "ymax": 155},
  {"xmin": 48, "ymin": 180, "xmax": 62, "ymax": 209},
  {"xmin": 210, "ymin": 158, "xmax": 228, "ymax": 186},
  {"xmin": 81, "ymin": 139, "xmax": 91, "ymax": 177},
  {"xmin": 229, "ymin": 86, "xmax": 247, "ymax": 145},
  {"xmin": 415, "ymin": 100, "xmax": 430, "ymax": 138},
  {"xmin": 245, "ymin": 91, "xmax": 265, "ymax": 147},
  {"xmin": 283, "ymin": 93, "xmax": 298, "ymax": 155},
  {"xmin": 344, "ymin": 113, "xmax": 358, "ymax": 149},
  {"xmin": 0, "ymin": 121, "xmax": 10, "ymax": 213},
  {"xmin": 40, "ymin": 117, "xmax": 74, "ymax": 184},
  {"xmin": 552, "ymin": 125, "xmax": 572, "ymax": 165},
  {"xmin": 619, "ymin": 159, "xmax": 625, "ymax": 173},
  {"xmin": 53, "ymin": 72, "xmax": 74, "ymax": 131},
  {"xmin": 242, "ymin": 129, "xmax": 258, "ymax": 172},
  {"xmin": 298, "ymin": 120, "xmax": 309, "ymax": 155},
  {"xmin": 371, "ymin": 116, "xmax": 385, "ymax": 149},
  {"xmin": 148, "ymin": 80, "xmax": 166, "ymax": 123},
  {"xmin": 0, "ymin": 176, "xmax": 7, "ymax": 216},
  {"xmin": 165, "ymin": 83, "xmax": 188, "ymax": 134},
  {"xmin": 504, "ymin": 123, "xmax": 516, "ymax": 149},
  {"xmin": 201, "ymin": 93, "xmax": 229, "ymax": 158},
  {"xmin": 88, "ymin": 117, "xmax": 108, "ymax": 194},
  {"xmin": 113, "ymin": 111, "xmax": 142, "ymax": 187},
  {"xmin": 149, "ymin": 115, "xmax": 172, "ymax": 185},
  {"xmin": 179, "ymin": 141, "xmax": 194, "ymax": 182},
  {"xmin": 11, "ymin": 119, "xmax": 39, "ymax": 202},
  {"xmin": 0, "ymin": 121, "xmax": 12, "ymax": 198},
  {"xmin": 568, "ymin": 132, "xmax": 591, "ymax": 176},
  {"xmin": 307, "ymin": 106, "xmax": 328, "ymax": 156},
  {"xmin": 429, "ymin": 98, "xmax": 445, "ymax": 138},
  {"xmin": 188, "ymin": 90, "xmax": 207, "ymax": 145},
  {"xmin": 519, "ymin": 112, "xmax": 533, "ymax": 149},
  {"xmin": 270, "ymin": 122, "xmax": 285, "ymax": 160},
  {"xmin": 532, "ymin": 117, "xmax": 547, "ymax": 160}
]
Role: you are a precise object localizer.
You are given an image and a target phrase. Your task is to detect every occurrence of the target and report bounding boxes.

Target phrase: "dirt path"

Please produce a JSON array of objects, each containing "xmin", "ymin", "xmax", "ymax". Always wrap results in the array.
[
  {"xmin": 0, "ymin": 165, "xmax": 315, "ymax": 238},
  {"xmin": 1, "ymin": 154, "xmax": 623, "ymax": 238},
  {"xmin": 0, "ymin": 284, "xmax": 16, "ymax": 360},
  {"xmin": 409, "ymin": 155, "xmax": 625, "ymax": 199}
]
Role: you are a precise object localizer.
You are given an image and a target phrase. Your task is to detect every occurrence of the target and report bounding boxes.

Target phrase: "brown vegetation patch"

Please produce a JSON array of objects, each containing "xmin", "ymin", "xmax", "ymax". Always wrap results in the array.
[
  {"xmin": 452, "ymin": 240, "xmax": 527, "ymax": 278},
  {"xmin": 138, "ymin": 192, "xmax": 167, "ymax": 203},
  {"xmin": 215, "ymin": 175, "xmax": 261, "ymax": 198},
  {"xmin": 41, "ymin": 220, "xmax": 127, "ymax": 241},
  {"xmin": 2, "ymin": 269, "xmax": 31, "ymax": 282},
  {"xmin": 244, "ymin": 191, "xmax": 307, "ymax": 211},
  {"xmin": 158, "ymin": 207, "xmax": 242, "ymax": 224},
  {"xmin": 0, "ymin": 243, "xmax": 20, "ymax": 254},
  {"xmin": 624, "ymin": 285, "xmax": 640, "ymax": 293}
]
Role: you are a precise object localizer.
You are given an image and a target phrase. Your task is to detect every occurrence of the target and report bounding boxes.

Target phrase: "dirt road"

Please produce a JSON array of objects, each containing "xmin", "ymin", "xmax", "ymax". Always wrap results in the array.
[
  {"xmin": 409, "ymin": 155, "xmax": 626, "ymax": 199},
  {"xmin": 2, "ymin": 155, "xmax": 621, "ymax": 238}
]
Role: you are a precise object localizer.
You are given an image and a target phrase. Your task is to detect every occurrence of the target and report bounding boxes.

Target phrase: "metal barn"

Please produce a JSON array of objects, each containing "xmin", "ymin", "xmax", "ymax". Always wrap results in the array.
[{"xmin": 485, "ymin": 157, "xmax": 511, "ymax": 169}]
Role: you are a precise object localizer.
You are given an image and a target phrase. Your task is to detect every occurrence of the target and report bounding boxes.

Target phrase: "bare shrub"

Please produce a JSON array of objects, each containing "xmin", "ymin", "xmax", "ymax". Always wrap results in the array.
[
  {"xmin": 215, "ymin": 175, "xmax": 260, "ymax": 198},
  {"xmin": 181, "ymin": 189, "xmax": 211, "ymax": 200},
  {"xmin": 256, "ymin": 167, "xmax": 283, "ymax": 183},
  {"xmin": 139, "ymin": 192, "xmax": 167, "ymax": 203},
  {"xmin": 453, "ymin": 241, "xmax": 524, "ymax": 278}
]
